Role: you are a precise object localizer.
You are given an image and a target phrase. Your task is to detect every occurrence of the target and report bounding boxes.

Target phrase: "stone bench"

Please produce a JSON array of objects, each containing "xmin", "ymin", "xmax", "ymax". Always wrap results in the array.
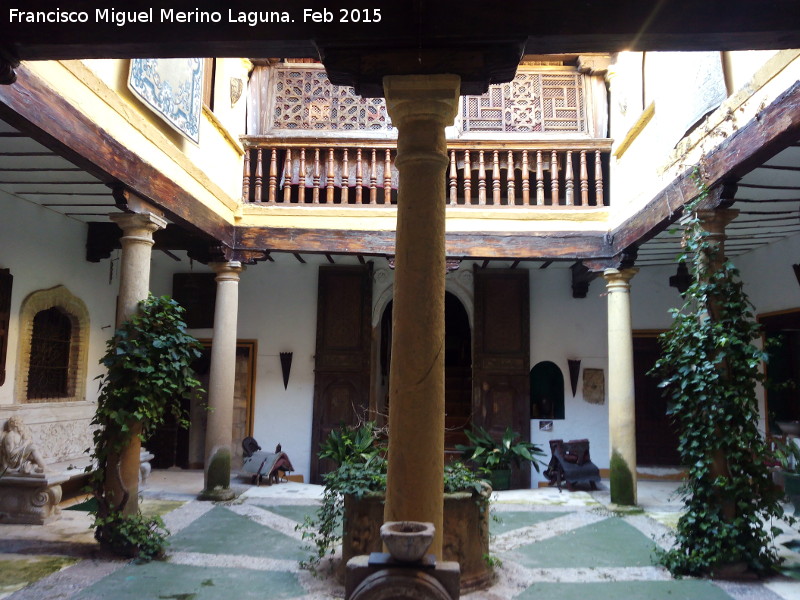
[{"xmin": 0, "ymin": 449, "xmax": 154, "ymax": 525}]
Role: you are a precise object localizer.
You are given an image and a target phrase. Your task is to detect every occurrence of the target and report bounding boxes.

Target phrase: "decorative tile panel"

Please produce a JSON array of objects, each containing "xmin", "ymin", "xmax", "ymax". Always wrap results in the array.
[{"xmin": 129, "ymin": 58, "xmax": 203, "ymax": 143}]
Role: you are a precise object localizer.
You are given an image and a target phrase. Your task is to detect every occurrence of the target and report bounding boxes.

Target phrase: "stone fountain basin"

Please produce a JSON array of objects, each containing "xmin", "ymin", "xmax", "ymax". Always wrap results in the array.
[
  {"xmin": 380, "ymin": 521, "xmax": 435, "ymax": 563},
  {"xmin": 778, "ymin": 421, "xmax": 800, "ymax": 436}
]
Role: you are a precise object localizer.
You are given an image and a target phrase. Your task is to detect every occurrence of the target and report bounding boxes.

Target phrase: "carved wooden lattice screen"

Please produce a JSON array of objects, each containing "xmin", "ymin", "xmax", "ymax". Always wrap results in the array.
[
  {"xmin": 272, "ymin": 68, "xmax": 393, "ymax": 131},
  {"xmin": 263, "ymin": 65, "xmax": 588, "ymax": 136},
  {"xmin": 462, "ymin": 72, "xmax": 587, "ymax": 133}
]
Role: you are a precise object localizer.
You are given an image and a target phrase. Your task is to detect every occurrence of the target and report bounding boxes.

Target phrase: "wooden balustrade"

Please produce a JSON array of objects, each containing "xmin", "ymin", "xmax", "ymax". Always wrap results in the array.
[{"xmin": 242, "ymin": 140, "xmax": 611, "ymax": 208}]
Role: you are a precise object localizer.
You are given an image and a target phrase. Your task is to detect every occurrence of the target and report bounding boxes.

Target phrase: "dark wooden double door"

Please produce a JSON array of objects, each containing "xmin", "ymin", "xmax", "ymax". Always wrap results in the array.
[{"xmin": 311, "ymin": 265, "xmax": 531, "ymax": 488}]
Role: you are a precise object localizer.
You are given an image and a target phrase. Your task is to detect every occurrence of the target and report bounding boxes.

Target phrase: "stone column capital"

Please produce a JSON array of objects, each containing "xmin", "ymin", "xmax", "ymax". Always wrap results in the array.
[
  {"xmin": 110, "ymin": 212, "xmax": 168, "ymax": 246},
  {"xmin": 695, "ymin": 208, "xmax": 739, "ymax": 236},
  {"xmin": 209, "ymin": 260, "xmax": 244, "ymax": 282},
  {"xmin": 603, "ymin": 267, "xmax": 639, "ymax": 289},
  {"xmin": 383, "ymin": 75, "xmax": 461, "ymax": 129}
]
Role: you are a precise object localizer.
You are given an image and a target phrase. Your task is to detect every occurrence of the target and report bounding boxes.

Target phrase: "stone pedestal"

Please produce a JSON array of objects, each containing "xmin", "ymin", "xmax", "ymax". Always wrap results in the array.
[{"xmin": 0, "ymin": 472, "xmax": 68, "ymax": 525}]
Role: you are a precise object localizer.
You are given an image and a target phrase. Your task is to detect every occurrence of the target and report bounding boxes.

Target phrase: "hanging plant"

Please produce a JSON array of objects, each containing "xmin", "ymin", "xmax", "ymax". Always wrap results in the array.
[
  {"xmin": 652, "ymin": 169, "xmax": 791, "ymax": 576},
  {"xmin": 89, "ymin": 294, "xmax": 203, "ymax": 560}
]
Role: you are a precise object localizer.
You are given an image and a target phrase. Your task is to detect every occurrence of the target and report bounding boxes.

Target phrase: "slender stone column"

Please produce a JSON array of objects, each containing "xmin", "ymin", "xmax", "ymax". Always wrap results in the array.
[
  {"xmin": 201, "ymin": 260, "xmax": 243, "ymax": 500},
  {"xmin": 108, "ymin": 212, "xmax": 166, "ymax": 515},
  {"xmin": 603, "ymin": 267, "xmax": 639, "ymax": 506},
  {"xmin": 111, "ymin": 213, "xmax": 167, "ymax": 325},
  {"xmin": 382, "ymin": 75, "xmax": 460, "ymax": 559},
  {"xmin": 696, "ymin": 208, "xmax": 739, "ymax": 520}
]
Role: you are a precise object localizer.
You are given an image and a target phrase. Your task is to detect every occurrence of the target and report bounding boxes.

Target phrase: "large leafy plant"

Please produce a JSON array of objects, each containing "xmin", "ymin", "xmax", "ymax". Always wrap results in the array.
[
  {"xmin": 89, "ymin": 294, "xmax": 203, "ymax": 560},
  {"xmin": 298, "ymin": 422, "xmax": 490, "ymax": 572},
  {"xmin": 456, "ymin": 425, "xmax": 545, "ymax": 471},
  {"xmin": 652, "ymin": 172, "xmax": 790, "ymax": 576}
]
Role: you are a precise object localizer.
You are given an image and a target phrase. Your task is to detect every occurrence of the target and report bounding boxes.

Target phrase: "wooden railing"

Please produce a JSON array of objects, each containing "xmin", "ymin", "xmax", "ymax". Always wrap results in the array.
[{"xmin": 241, "ymin": 138, "xmax": 612, "ymax": 208}]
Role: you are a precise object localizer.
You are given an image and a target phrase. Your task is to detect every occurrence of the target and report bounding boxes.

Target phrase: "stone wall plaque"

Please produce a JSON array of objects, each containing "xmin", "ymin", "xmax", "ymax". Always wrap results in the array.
[{"xmin": 582, "ymin": 368, "xmax": 605, "ymax": 404}]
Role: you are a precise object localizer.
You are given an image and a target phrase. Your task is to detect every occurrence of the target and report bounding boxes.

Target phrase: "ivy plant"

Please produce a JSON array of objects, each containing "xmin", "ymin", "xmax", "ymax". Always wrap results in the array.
[
  {"xmin": 89, "ymin": 294, "xmax": 203, "ymax": 560},
  {"xmin": 652, "ymin": 171, "xmax": 790, "ymax": 576}
]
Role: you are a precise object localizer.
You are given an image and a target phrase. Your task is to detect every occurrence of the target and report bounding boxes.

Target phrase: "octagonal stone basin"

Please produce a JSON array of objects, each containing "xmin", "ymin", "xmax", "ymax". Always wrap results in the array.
[{"xmin": 380, "ymin": 521, "xmax": 435, "ymax": 563}]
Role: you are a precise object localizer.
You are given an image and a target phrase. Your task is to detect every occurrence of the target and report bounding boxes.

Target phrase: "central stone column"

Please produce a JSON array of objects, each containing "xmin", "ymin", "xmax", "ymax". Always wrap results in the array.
[
  {"xmin": 603, "ymin": 267, "xmax": 639, "ymax": 506},
  {"xmin": 382, "ymin": 74, "xmax": 460, "ymax": 559},
  {"xmin": 109, "ymin": 211, "xmax": 167, "ymax": 515},
  {"xmin": 201, "ymin": 260, "xmax": 243, "ymax": 500}
]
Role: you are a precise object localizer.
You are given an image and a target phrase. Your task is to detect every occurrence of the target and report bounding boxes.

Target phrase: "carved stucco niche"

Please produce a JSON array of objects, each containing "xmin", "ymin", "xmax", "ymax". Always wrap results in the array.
[{"xmin": 15, "ymin": 285, "xmax": 90, "ymax": 404}]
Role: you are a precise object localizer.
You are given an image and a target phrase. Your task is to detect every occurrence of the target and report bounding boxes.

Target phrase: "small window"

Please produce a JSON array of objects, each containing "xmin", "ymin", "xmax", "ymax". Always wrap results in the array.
[
  {"xmin": 530, "ymin": 361, "xmax": 565, "ymax": 419},
  {"xmin": 16, "ymin": 285, "xmax": 89, "ymax": 404},
  {"xmin": 27, "ymin": 307, "xmax": 72, "ymax": 399}
]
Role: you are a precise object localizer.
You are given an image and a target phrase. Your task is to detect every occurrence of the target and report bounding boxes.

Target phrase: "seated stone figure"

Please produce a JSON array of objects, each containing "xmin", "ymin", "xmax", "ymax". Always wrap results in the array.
[{"xmin": 0, "ymin": 416, "xmax": 47, "ymax": 475}]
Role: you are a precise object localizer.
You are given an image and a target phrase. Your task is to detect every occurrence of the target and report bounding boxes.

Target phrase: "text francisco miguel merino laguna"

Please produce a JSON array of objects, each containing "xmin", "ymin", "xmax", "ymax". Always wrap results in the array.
[{"xmin": 6, "ymin": 7, "xmax": 379, "ymax": 27}]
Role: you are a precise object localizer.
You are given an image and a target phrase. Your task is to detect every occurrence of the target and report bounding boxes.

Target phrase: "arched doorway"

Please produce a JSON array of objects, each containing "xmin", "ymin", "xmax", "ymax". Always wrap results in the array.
[{"xmin": 379, "ymin": 292, "xmax": 473, "ymax": 450}]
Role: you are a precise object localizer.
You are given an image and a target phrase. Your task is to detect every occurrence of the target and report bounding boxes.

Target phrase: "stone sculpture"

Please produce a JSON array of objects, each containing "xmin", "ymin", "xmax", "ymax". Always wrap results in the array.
[{"xmin": 0, "ymin": 416, "xmax": 47, "ymax": 475}]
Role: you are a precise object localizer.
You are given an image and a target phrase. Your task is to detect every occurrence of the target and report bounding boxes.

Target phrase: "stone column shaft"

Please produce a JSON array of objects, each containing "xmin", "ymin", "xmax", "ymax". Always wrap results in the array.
[
  {"xmin": 203, "ymin": 261, "xmax": 243, "ymax": 496},
  {"xmin": 603, "ymin": 267, "xmax": 639, "ymax": 506},
  {"xmin": 383, "ymin": 75, "xmax": 460, "ymax": 559},
  {"xmin": 108, "ymin": 212, "xmax": 166, "ymax": 515}
]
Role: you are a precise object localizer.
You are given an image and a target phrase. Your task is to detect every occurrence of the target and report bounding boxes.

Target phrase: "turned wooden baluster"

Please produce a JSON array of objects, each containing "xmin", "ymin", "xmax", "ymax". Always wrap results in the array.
[
  {"xmin": 355, "ymin": 148, "xmax": 364, "ymax": 205},
  {"xmin": 550, "ymin": 150, "xmax": 559, "ymax": 206},
  {"xmin": 522, "ymin": 150, "xmax": 531, "ymax": 205},
  {"xmin": 370, "ymin": 148, "xmax": 378, "ymax": 205},
  {"xmin": 580, "ymin": 151, "xmax": 589, "ymax": 206},
  {"xmin": 312, "ymin": 148, "xmax": 321, "ymax": 204},
  {"xmin": 478, "ymin": 150, "xmax": 487, "ymax": 206},
  {"xmin": 254, "ymin": 148, "xmax": 263, "ymax": 202},
  {"xmin": 535, "ymin": 150, "xmax": 544, "ymax": 205},
  {"xmin": 449, "ymin": 150, "xmax": 457, "ymax": 205},
  {"xmin": 506, "ymin": 150, "xmax": 515, "ymax": 206},
  {"xmin": 463, "ymin": 150, "xmax": 472, "ymax": 205},
  {"xmin": 298, "ymin": 148, "xmax": 307, "ymax": 203},
  {"xmin": 242, "ymin": 148, "xmax": 251, "ymax": 202},
  {"xmin": 341, "ymin": 148, "xmax": 350, "ymax": 204},
  {"xmin": 268, "ymin": 148, "xmax": 278, "ymax": 203},
  {"xmin": 595, "ymin": 150, "xmax": 604, "ymax": 206},
  {"xmin": 326, "ymin": 148, "xmax": 336, "ymax": 204},
  {"xmin": 384, "ymin": 149, "xmax": 392, "ymax": 204},
  {"xmin": 492, "ymin": 150, "xmax": 501, "ymax": 205},
  {"xmin": 564, "ymin": 150, "xmax": 574, "ymax": 206},
  {"xmin": 283, "ymin": 148, "xmax": 293, "ymax": 203}
]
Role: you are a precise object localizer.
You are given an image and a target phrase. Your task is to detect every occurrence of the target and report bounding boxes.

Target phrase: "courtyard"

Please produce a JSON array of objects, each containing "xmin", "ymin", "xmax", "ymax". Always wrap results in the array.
[{"xmin": 1, "ymin": 470, "xmax": 798, "ymax": 600}]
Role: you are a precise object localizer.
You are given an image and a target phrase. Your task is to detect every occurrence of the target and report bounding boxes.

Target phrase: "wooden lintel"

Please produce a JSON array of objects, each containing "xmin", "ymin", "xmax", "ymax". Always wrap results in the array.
[
  {"xmin": 235, "ymin": 227, "xmax": 611, "ymax": 260},
  {"xmin": 611, "ymin": 79, "xmax": 800, "ymax": 253},
  {"xmin": 111, "ymin": 184, "xmax": 164, "ymax": 217},
  {"xmin": 570, "ymin": 261, "xmax": 599, "ymax": 298},
  {"xmin": 0, "ymin": 64, "xmax": 233, "ymax": 245},
  {"xmin": 86, "ymin": 222, "xmax": 216, "ymax": 263}
]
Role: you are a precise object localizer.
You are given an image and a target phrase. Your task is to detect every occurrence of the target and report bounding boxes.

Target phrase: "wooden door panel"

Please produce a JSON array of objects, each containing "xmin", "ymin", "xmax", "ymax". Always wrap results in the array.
[
  {"xmin": 633, "ymin": 335, "xmax": 681, "ymax": 466},
  {"xmin": 473, "ymin": 268, "xmax": 531, "ymax": 488},
  {"xmin": 311, "ymin": 265, "xmax": 372, "ymax": 483}
]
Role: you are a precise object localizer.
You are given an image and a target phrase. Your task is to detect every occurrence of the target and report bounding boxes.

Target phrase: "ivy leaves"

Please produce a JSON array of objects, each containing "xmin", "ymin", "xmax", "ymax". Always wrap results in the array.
[
  {"xmin": 652, "ymin": 172, "xmax": 789, "ymax": 576},
  {"xmin": 89, "ymin": 294, "xmax": 203, "ymax": 561}
]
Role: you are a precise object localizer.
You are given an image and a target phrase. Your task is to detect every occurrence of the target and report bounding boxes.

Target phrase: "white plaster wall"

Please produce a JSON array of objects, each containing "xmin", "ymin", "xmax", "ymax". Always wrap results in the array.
[
  {"xmin": 0, "ymin": 191, "xmax": 117, "ymax": 408},
  {"xmin": 149, "ymin": 241, "xmax": 800, "ymax": 486}
]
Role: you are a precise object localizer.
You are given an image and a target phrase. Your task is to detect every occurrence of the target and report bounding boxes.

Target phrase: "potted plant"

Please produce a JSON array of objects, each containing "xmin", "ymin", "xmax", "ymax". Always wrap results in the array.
[
  {"xmin": 299, "ymin": 423, "xmax": 495, "ymax": 592},
  {"xmin": 456, "ymin": 425, "xmax": 545, "ymax": 491}
]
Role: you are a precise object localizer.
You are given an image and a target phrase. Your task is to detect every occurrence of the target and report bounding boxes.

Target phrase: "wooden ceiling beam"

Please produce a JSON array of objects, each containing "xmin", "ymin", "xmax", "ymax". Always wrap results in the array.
[
  {"xmin": 235, "ymin": 226, "xmax": 612, "ymax": 260},
  {"xmin": 610, "ymin": 80, "xmax": 800, "ymax": 254},
  {"xmin": 0, "ymin": 64, "xmax": 233, "ymax": 246}
]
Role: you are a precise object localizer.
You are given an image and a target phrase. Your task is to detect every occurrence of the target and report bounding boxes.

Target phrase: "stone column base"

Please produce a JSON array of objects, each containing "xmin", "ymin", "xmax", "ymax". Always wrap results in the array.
[{"xmin": 0, "ymin": 472, "xmax": 69, "ymax": 525}]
